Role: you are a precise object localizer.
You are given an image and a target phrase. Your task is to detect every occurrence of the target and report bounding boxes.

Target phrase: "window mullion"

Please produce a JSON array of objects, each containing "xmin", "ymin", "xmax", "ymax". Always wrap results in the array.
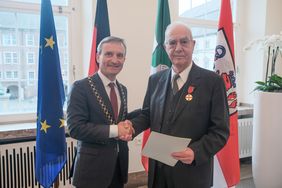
[{"xmin": 178, "ymin": 17, "xmax": 218, "ymax": 28}]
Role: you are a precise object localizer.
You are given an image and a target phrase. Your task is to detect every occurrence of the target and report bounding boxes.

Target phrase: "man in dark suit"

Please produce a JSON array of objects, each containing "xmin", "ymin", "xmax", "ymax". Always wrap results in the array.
[
  {"xmin": 125, "ymin": 22, "xmax": 230, "ymax": 188},
  {"xmin": 67, "ymin": 36, "xmax": 135, "ymax": 188}
]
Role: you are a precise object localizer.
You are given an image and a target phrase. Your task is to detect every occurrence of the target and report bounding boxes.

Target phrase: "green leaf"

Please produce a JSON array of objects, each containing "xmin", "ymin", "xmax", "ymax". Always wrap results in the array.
[
  {"xmin": 255, "ymin": 81, "xmax": 267, "ymax": 86},
  {"xmin": 254, "ymin": 74, "xmax": 282, "ymax": 92}
]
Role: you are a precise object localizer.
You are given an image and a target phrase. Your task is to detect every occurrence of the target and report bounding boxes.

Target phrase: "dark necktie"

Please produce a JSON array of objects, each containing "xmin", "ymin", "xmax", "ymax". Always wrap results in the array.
[
  {"xmin": 109, "ymin": 82, "xmax": 118, "ymax": 120},
  {"xmin": 172, "ymin": 74, "xmax": 180, "ymax": 95}
]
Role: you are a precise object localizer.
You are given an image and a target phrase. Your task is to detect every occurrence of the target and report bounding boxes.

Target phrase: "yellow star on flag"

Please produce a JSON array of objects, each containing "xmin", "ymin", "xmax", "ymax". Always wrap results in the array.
[
  {"xmin": 59, "ymin": 119, "xmax": 65, "ymax": 128},
  {"xmin": 40, "ymin": 120, "xmax": 51, "ymax": 133},
  {"xmin": 44, "ymin": 35, "xmax": 55, "ymax": 49}
]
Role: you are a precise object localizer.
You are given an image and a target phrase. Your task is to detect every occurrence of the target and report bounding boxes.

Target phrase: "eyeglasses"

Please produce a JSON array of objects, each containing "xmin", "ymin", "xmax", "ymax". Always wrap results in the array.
[{"xmin": 166, "ymin": 38, "xmax": 194, "ymax": 48}]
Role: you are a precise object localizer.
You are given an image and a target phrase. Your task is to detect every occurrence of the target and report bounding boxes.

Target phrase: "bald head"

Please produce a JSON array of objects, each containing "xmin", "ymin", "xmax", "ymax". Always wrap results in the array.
[
  {"xmin": 164, "ymin": 21, "xmax": 195, "ymax": 73},
  {"xmin": 165, "ymin": 22, "xmax": 193, "ymax": 44}
]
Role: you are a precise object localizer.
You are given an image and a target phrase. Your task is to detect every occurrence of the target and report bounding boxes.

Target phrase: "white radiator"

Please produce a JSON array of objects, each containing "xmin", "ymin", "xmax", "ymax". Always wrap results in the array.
[
  {"xmin": 0, "ymin": 137, "xmax": 77, "ymax": 188},
  {"xmin": 0, "ymin": 119, "xmax": 253, "ymax": 188},
  {"xmin": 238, "ymin": 118, "xmax": 253, "ymax": 158}
]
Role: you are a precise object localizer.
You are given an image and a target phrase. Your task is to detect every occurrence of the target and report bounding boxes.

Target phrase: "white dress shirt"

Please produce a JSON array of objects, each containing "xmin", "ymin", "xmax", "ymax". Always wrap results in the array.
[
  {"xmin": 98, "ymin": 70, "xmax": 120, "ymax": 138},
  {"xmin": 171, "ymin": 62, "xmax": 193, "ymax": 91}
]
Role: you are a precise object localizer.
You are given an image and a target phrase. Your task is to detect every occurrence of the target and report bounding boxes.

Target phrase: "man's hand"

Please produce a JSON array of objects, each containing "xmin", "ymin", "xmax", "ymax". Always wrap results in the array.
[
  {"xmin": 171, "ymin": 147, "xmax": 195, "ymax": 164},
  {"xmin": 118, "ymin": 120, "xmax": 135, "ymax": 141}
]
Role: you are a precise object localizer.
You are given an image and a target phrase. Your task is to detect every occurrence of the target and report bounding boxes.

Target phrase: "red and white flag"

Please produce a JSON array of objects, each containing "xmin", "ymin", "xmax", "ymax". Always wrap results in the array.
[{"xmin": 213, "ymin": 0, "xmax": 240, "ymax": 187}]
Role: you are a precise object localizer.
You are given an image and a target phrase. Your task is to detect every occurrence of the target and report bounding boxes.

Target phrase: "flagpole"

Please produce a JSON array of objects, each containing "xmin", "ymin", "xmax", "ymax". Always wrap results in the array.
[{"xmin": 54, "ymin": 178, "xmax": 59, "ymax": 188}]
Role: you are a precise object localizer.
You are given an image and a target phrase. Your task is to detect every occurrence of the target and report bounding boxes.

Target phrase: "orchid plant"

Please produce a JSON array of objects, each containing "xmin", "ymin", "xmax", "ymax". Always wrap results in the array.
[{"xmin": 244, "ymin": 32, "xmax": 282, "ymax": 92}]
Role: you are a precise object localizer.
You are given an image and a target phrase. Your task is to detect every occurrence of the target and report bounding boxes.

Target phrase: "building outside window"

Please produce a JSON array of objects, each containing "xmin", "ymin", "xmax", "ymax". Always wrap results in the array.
[
  {"xmin": 3, "ymin": 52, "xmax": 18, "ymax": 64},
  {"xmin": 25, "ymin": 33, "xmax": 35, "ymax": 46},
  {"xmin": 4, "ymin": 71, "xmax": 18, "ymax": 79},
  {"xmin": 5, "ymin": 71, "xmax": 12, "ymax": 79},
  {"xmin": 27, "ymin": 70, "xmax": 35, "ymax": 85},
  {"xmin": 28, "ymin": 71, "xmax": 35, "ymax": 80},
  {"xmin": 13, "ymin": 71, "xmax": 18, "ymax": 79},
  {"xmin": 0, "ymin": 0, "xmax": 72, "ymax": 123},
  {"xmin": 2, "ymin": 32, "xmax": 17, "ymax": 46},
  {"xmin": 26, "ymin": 52, "xmax": 35, "ymax": 64}
]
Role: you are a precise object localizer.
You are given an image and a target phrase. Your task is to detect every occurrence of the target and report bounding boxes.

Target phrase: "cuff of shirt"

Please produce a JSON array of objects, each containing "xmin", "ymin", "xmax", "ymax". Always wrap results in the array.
[{"xmin": 109, "ymin": 124, "xmax": 118, "ymax": 138}]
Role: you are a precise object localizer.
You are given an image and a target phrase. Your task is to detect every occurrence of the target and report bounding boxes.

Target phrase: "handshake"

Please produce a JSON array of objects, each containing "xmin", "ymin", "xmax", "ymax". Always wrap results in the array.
[{"xmin": 117, "ymin": 120, "xmax": 135, "ymax": 141}]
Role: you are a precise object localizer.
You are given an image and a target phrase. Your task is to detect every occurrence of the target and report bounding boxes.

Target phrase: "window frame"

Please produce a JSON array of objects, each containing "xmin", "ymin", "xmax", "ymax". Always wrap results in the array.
[
  {"xmin": 4, "ymin": 70, "xmax": 18, "ymax": 79},
  {"xmin": 177, "ymin": 0, "xmax": 238, "ymax": 71},
  {"xmin": 0, "ymin": 0, "xmax": 78, "ymax": 125},
  {"xmin": 2, "ymin": 32, "xmax": 17, "ymax": 46},
  {"xmin": 25, "ymin": 33, "xmax": 35, "ymax": 47},
  {"xmin": 27, "ymin": 70, "xmax": 35, "ymax": 85},
  {"xmin": 3, "ymin": 51, "xmax": 19, "ymax": 64},
  {"xmin": 26, "ymin": 51, "xmax": 35, "ymax": 64}
]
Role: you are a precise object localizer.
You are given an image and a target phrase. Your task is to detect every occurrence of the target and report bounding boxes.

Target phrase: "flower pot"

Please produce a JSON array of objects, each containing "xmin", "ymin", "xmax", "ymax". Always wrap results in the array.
[{"xmin": 252, "ymin": 91, "xmax": 282, "ymax": 188}]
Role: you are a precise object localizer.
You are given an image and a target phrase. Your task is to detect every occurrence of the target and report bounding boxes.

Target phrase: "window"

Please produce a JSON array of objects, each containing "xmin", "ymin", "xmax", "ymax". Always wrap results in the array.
[
  {"xmin": 3, "ymin": 53, "xmax": 12, "ymax": 64},
  {"xmin": 192, "ymin": 27, "xmax": 217, "ymax": 71},
  {"xmin": 178, "ymin": 0, "xmax": 237, "ymax": 70},
  {"xmin": 0, "ymin": 0, "xmax": 74, "ymax": 123},
  {"xmin": 14, "ymin": 71, "xmax": 18, "ymax": 79},
  {"xmin": 5, "ymin": 71, "xmax": 12, "ymax": 79},
  {"xmin": 27, "ymin": 71, "xmax": 35, "ymax": 85},
  {"xmin": 8, "ymin": 0, "xmax": 68, "ymax": 6},
  {"xmin": 26, "ymin": 52, "xmax": 35, "ymax": 64},
  {"xmin": 3, "ymin": 52, "xmax": 18, "ymax": 64},
  {"xmin": 2, "ymin": 32, "xmax": 17, "ymax": 46},
  {"xmin": 179, "ymin": 0, "xmax": 236, "ymax": 21},
  {"xmin": 5, "ymin": 71, "xmax": 18, "ymax": 79},
  {"xmin": 25, "ymin": 33, "xmax": 35, "ymax": 46},
  {"xmin": 28, "ymin": 71, "xmax": 35, "ymax": 80}
]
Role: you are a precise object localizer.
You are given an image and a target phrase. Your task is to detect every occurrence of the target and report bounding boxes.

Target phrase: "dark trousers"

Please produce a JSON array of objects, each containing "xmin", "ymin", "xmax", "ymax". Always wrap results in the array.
[
  {"xmin": 108, "ymin": 159, "xmax": 124, "ymax": 188},
  {"xmin": 153, "ymin": 162, "xmax": 174, "ymax": 188},
  {"xmin": 75, "ymin": 159, "xmax": 124, "ymax": 188}
]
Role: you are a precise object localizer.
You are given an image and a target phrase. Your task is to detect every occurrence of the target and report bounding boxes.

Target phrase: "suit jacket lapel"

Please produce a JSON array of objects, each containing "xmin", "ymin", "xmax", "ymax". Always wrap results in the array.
[
  {"xmin": 156, "ymin": 70, "xmax": 171, "ymax": 126},
  {"xmin": 116, "ymin": 81, "xmax": 127, "ymax": 122},
  {"xmin": 172, "ymin": 64, "xmax": 201, "ymax": 122}
]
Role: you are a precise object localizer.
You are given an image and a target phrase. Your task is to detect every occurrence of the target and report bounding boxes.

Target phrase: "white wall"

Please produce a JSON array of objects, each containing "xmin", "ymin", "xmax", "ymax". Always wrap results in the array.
[
  {"xmin": 237, "ymin": 0, "xmax": 282, "ymax": 103},
  {"xmin": 236, "ymin": 0, "xmax": 267, "ymax": 103},
  {"xmin": 265, "ymin": 0, "xmax": 282, "ymax": 77}
]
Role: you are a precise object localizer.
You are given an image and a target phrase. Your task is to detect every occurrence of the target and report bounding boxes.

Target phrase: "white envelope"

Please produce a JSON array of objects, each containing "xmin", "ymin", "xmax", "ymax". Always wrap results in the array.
[{"xmin": 142, "ymin": 131, "xmax": 191, "ymax": 166}]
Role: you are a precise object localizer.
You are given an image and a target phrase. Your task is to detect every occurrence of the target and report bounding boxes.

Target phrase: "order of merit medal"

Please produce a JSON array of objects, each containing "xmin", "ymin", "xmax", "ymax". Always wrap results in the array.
[{"xmin": 185, "ymin": 86, "xmax": 195, "ymax": 101}]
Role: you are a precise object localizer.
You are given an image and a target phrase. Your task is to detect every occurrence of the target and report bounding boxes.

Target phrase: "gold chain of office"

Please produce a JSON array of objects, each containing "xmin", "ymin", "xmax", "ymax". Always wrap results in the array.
[{"xmin": 87, "ymin": 76, "xmax": 127, "ymax": 124}]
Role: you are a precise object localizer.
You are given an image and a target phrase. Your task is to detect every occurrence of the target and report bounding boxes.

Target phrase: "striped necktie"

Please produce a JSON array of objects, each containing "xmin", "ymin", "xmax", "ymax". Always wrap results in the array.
[{"xmin": 172, "ymin": 74, "xmax": 180, "ymax": 95}]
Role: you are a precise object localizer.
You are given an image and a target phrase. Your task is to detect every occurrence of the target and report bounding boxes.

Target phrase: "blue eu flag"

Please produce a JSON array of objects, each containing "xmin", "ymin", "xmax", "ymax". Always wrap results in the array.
[{"xmin": 35, "ymin": 0, "xmax": 66, "ymax": 187}]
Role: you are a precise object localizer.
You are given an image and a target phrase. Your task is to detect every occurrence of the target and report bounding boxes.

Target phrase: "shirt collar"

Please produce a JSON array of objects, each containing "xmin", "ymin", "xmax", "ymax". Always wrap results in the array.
[
  {"xmin": 98, "ymin": 70, "xmax": 117, "ymax": 87},
  {"xmin": 171, "ymin": 62, "xmax": 193, "ymax": 83}
]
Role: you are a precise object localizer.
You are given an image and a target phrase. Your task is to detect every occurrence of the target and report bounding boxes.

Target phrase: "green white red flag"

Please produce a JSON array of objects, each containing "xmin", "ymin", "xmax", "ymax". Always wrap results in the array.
[{"xmin": 141, "ymin": 0, "xmax": 171, "ymax": 171}]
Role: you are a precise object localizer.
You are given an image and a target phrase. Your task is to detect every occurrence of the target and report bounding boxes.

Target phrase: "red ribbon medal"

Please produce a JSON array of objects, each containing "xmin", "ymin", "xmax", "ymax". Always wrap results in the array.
[{"xmin": 185, "ymin": 86, "xmax": 195, "ymax": 101}]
